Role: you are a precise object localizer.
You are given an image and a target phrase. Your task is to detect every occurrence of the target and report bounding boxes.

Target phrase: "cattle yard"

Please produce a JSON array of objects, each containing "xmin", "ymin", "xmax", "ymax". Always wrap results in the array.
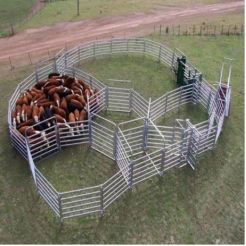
[{"xmin": 8, "ymin": 38, "xmax": 232, "ymax": 221}]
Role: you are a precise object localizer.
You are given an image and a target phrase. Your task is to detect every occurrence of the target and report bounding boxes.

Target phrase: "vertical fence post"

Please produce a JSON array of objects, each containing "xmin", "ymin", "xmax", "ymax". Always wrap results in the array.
[
  {"xmin": 53, "ymin": 56, "xmax": 57, "ymax": 73},
  {"xmin": 87, "ymin": 94, "xmax": 92, "ymax": 147},
  {"xmin": 77, "ymin": 0, "xmax": 80, "ymax": 16},
  {"xmin": 179, "ymin": 127, "xmax": 187, "ymax": 164},
  {"xmin": 164, "ymin": 95, "xmax": 168, "ymax": 116},
  {"xmin": 35, "ymin": 65, "xmax": 39, "ymax": 83},
  {"xmin": 171, "ymin": 51, "xmax": 175, "ymax": 70},
  {"xmin": 55, "ymin": 124, "xmax": 61, "ymax": 151},
  {"xmin": 8, "ymin": 56, "xmax": 14, "ymax": 70},
  {"xmin": 77, "ymin": 45, "xmax": 81, "ymax": 64},
  {"xmin": 227, "ymin": 25, "xmax": 230, "ymax": 36},
  {"xmin": 213, "ymin": 124, "xmax": 218, "ymax": 148},
  {"xmin": 171, "ymin": 125, "xmax": 176, "ymax": 144},
  {"xmin": 105, "ymin": 86, "xmax": 109, "ymax": 110},
  {"xmin": 28, "ymin": 52, "xmax": 32, "ymax": 65},
  {"xmin": 207, "ymin": 90, "xmax": 213, "ymax": 112},
  {"xmin": 158, "ymin": 46, "xmax": 161, "ymax": 63},
  {"xmin": 113, "ymin": 125, "xmax": 119, "ymax": 160},
  {"xmin": 142, "ymin": 117, "xmax": 149, "ymax": 152},
  {"xmin": 178, "ymin": 87, "xmax": 183, "ymax": 112},
  {"xmin": 160, "ymin": 148, "xmax": 165, "ymax": 176},
  {"xmin": 129, "ymin": 161, "xmax": 134, "ymax": 189},
  {"xmin": 129, "ymin": 89, "xmax": 133, "ymax": 113},
  {"xmin": 100, "ymin": 185, "xmax": 104, "ymax": 217},
  {"xmin": 159, "ymin": 24, "xmax": 162, "ymax": 36},
  {"xmin": 88, "ymin": 113, "xmax": 92, "ymax": 146},
  {"xmin": 197, "ymin": 81, "xmax": 202, "ymax": 104},
  {"xmin": 58, "ymin": 193, "xmax": 63, "ymax": 223},
  {"xmin": 64, "ymin": 52, "xmax": 67, "ymax": 70}
]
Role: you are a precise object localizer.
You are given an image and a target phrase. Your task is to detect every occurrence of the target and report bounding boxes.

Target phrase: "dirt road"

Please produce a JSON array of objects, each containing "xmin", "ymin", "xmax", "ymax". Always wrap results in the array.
[{"xmin": 0, "ymin": 1, "xmax": 243, "ymax": 60}]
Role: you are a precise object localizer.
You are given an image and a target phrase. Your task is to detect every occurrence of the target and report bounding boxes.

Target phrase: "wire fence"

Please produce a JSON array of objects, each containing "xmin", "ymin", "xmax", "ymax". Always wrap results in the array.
[
  {"xmin": 153, "ymin": 23, "xmax": 244, "ymax": 37},
  {"xmin": 8, "ymin": 38, "xmax": 230, "ymax": 221},
  {"xmin": 0, "ymin": 23, "xmax": 243, "ymax": 74}
]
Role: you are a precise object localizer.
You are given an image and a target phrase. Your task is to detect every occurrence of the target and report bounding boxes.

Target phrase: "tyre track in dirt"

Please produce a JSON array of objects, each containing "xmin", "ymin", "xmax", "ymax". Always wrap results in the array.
[{"xmin": 0, "ymin": 1, "xmax": 243, "ymax": 60}]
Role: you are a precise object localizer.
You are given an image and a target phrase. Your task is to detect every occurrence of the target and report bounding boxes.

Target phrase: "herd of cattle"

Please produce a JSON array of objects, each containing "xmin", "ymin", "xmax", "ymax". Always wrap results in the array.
[{"xmin": 11, "ymin": 73, "xmax": 99, "ymax": 139}]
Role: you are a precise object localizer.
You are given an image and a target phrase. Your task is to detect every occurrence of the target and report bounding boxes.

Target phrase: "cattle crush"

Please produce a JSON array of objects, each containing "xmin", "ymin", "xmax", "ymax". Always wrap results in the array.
[{"xmin": 8, "ymin": 38, "xmax": 232, "ymax": 221}]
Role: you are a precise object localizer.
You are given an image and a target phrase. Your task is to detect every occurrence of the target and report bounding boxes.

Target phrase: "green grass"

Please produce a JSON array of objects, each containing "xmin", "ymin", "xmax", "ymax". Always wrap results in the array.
[
  {"xmin": 0, "ymin": 0, "xmax": 35, "ymax": 36},
  {"xmin": 78, "ymin": 54, "xmax": 177, "ymax": 100},
  {"xmin": 22, "ymin": 0, "xmax": 221, "ymax": 29},
  {"xmin": 38, "ymin": 145, "xmax": 118, "ymax": 191},
  {"xmin": 0, "ymin": 35, "xmax": 243, "ymax": 243}
]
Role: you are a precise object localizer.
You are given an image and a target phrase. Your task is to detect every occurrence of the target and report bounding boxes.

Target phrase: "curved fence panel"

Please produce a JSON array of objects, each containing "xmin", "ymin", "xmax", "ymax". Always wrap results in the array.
[
  {"xmin": 91, "ymin": 115, "xmax": 117, "ymax": 160},
  {"xmin": 59, "ymin": 120, "xmax": 90, "ymax": 147},
  {"xmin": 35, "ymin": 167, "xmax": 60, "ymax": 217},
  {"xmin": 9, "ymin": 127, "xmax": 28, "ymax": 160},
  {"xmin": 60, "ymin": 185, "xmax": 101, "ymax": 220},
  {"xmin": 131, "ymin": 90, "xmax": 149, "ymax": 117},
  {"xmin": 102, "ymin": 168, "xmax": 129, "ymax": 210},
  {"xmin": 108, "ymin": 87, "xmax": 131, "ymax": 112}
]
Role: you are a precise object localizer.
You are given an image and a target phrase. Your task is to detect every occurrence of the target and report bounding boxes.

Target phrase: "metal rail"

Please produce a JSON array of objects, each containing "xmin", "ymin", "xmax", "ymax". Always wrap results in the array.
[{"xmin": 7, "ymin": 37, "xmax": 230, "ymax": 221}]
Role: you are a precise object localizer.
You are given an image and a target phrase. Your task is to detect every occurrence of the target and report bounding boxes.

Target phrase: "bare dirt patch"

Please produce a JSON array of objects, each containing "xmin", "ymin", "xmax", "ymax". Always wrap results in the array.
[{"xmin": 0, "ymin": 1, "xmax": 243, "ymax": 61}]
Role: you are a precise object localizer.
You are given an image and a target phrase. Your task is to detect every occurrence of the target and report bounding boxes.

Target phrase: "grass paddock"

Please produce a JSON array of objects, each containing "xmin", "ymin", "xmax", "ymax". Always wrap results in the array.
[{"xmin": 0, "ymin": 35, "xmax": 243, "ymax": 243}]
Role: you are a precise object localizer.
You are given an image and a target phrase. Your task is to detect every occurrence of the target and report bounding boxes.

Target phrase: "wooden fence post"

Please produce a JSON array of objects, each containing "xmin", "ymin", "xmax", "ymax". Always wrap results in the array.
[
  {"xmin": 100, "ymin": 185, "xmax": 104, "ymax": 217},
  {"xmin": 227, "ymin": 25, "xmax": 230, "ymax": 36},
  {"xmin": 28, "ymin": 52, "xmax": 32, "ymax": 65},
  {"xmin": 8, "ymin": 56, "xmax": 14, "ymax": 70}
]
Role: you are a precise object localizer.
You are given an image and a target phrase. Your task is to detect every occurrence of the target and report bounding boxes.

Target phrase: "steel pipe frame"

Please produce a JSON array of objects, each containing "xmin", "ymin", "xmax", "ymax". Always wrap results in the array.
[{"xmin": 8, "ymin": 38, "xmax": 230, "ymax": 221}]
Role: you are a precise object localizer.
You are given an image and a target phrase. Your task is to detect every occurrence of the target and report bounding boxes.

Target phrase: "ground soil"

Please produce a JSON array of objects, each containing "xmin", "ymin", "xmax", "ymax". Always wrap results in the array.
[{"xmin": 0, "ymin": 0, "xmax": 243, "ymax": 60}]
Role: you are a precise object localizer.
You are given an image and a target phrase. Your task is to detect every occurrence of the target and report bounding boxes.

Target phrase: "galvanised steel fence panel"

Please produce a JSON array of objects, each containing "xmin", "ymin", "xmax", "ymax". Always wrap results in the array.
[
  {"xmin": 115, "ymin": 131, "xmax": 132, "ymax": 184},
  {"xmin": 56, "ymin": 53, "xmax": 66, "ymax": 74},
  {"xmin": 150, "ymin": 84, "xmax": 194, "ymax": 122},
  {"xmin": 59, "ymin": 120, "xmax": 90, "ymax": 147},
  {"xmin": 27, "ymin": 143, "xmax": 36, "ymax": 184},
  {"xmin": 164, "ymin": 141, "xmax": 185, "ymax": 170},
  {"xmin": 157, "ymin": 125, "xmax": 184, "ymax": 144},
  {"xmin": 108, "ymin": 87, "xmax": 131, "ymax": 112},
  {"xmin": 26, "ymin": 120, "xmax": 60, "ymax": 161},
  {"xmin": 120, "ymin": 125, "xmax": 145, "ymax": 156},
  {"xmin": 60, "ymin": 185, "xmax": 101, "ymax": 220},
  {"xmin": 35, "ymin": 167, "xmax": 60, "ymax": 217},
  {"xmin": 89, "ymin": 87, "xmax": 107, "ymax": 115},
  {"xmin": 102, "ymin": 168, "xmax": 129, "ymax": 209},
  {"xmin": 132, "ymin": 149, "xmax": 161, "ymax": 186},
  {"xmin": 131, "ymin": 90, "xmax": 149, "ymax": 117},
  {"xmin": 91, "ymin": 115, "xmax": 117, "ymax": 160},
  {"xmin": 18, "ymin": 72, "xmax": 36, "ymax": 93},
  {"xmin": 7, "ymin": 37, "xmax": 230, "ymax": 221},
  {"xmin": 36, "ymin": 63, "xmax": 54, "ymax": 82},
  {"xmin": 9, "ymin": 127, "xmax": 28, "ymax": 160}
]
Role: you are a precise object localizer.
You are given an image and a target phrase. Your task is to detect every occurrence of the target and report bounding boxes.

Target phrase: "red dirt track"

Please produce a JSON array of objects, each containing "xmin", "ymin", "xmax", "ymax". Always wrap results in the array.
[{"xmin": 0, "ymin": 1, "xmax": 244, "ymax": 60}]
